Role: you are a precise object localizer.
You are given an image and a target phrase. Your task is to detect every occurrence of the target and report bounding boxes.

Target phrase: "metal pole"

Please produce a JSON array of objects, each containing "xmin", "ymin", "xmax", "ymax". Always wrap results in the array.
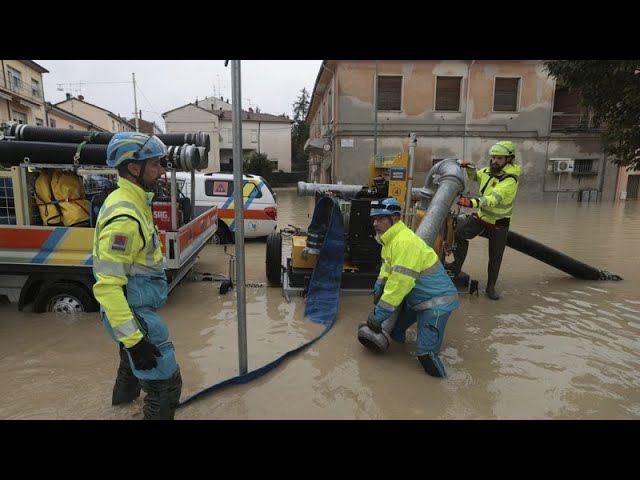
[
  {"xmin": 404, "ymin": 133, "xmax": 417, "ymax": 224},
  {"xmin": 373, "ymin": 60, "xmax": 379, "ymax": 162},
  {"xmin": 231, "ymin": 60, "xmax": 248, "ymax": 375},
  {"xmin": 132, "ymin": 73, "xmax": 140, "ymax": 133}
]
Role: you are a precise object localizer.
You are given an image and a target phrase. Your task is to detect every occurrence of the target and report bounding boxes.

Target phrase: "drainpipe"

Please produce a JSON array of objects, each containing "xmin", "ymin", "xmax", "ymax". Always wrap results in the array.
[
  {"xmin": 321, "ymin": 62, "xmax": 336, "ymax": 182},
  {"xmin": 374, "ymin": 60, "xmax": 379, "ymax": 162},
  {"xmin": 415, "ymin": 158, "xmax": 466, "ymax": 246},
  {"xmin": 462, "ymin": 60, "xmax": 475, "ymax": 161},
  {"xmin": 404, "ymin": 132, "xmax": 417, "ymax": 224}
]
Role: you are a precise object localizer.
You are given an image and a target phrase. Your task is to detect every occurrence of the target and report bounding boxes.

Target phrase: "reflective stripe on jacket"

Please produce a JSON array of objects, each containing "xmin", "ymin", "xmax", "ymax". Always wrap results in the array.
[
  {"xmin": 466, "ymin": 162, "xmax": 521, "ymax": 225},
  {"xmin": 92, "ymin": 178, "xmax": 166, "ymax": 348},
  {"xmin": 376, "ymin": 221, "xmax": 459, "ymax": 314}
]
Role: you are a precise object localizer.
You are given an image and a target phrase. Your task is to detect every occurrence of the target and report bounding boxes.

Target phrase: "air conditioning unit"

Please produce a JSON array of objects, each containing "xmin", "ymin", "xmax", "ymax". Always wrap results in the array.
[{"xmin": 552, "ymin": 158, "xmax": 574, "ymax": 173}]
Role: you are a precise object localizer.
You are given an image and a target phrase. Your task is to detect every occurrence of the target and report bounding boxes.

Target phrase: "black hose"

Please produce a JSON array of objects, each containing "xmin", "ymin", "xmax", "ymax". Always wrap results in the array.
[
  {"xmin": 0, "ymin": 141, "xmax": 108, "ymax": 166},
  {"xmin": 7, "ymin": 124, "xmax": 210, "ymax": 151},
  {"xmin": 496, "ymin": 229, "xmax": 623, "ymax": 281}
]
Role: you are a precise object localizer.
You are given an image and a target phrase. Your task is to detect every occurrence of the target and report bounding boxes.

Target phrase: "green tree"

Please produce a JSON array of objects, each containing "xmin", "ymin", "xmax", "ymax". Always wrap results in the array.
[
  {"xmin": 291, "ymin": 87, "xmax": 310, "ymax": 172},
  {"xmin": 243, "ymin": 151, "xmax": 273, "ymax": 179},
  {"xmin": 544, "ymin": 60, "xmax": 640, "ymax": 171}
]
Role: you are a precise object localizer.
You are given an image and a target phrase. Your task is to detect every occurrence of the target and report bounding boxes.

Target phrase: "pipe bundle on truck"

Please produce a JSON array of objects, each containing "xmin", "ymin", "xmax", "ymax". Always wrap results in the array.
[{"xmin": 0, "ymin": 122, "xmax": 219, "ymax": 313}]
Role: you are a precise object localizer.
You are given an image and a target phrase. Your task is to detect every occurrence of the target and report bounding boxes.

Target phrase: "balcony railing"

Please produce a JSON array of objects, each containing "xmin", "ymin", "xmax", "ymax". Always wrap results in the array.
[
  {"xmin": 551, "ymin": 113, "xmax": 602, "ymax": 133},
  {"xmin": 0, "ymin": 72, "xmax": 43, "ymax": 103}
]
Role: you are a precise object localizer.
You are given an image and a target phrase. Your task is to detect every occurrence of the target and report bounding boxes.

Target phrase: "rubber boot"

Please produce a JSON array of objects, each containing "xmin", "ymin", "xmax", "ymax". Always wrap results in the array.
[
  {"xmin": 447, "ymin": 238, "xmax": 468, "ymax": 277},
  {"xmin": 417, "ymin": 352, "xmax": 447, "ymax": 378},
  {"xmin": 485, "ymin": 283, "xmax": 500, "ymax": 300},
  {"xmin": 139, "ymin": 368, "xmax": 183, "ymax": 420},
  {"xmin": 112, "ymin": 345, "xmax": 141, "ymax": 406}
]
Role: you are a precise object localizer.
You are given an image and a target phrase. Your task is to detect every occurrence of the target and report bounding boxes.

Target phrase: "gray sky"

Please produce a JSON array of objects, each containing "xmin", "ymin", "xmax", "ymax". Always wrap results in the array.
[{"xmin": 35, "ymin": 60, "xmax": 322, "ymax": 131}]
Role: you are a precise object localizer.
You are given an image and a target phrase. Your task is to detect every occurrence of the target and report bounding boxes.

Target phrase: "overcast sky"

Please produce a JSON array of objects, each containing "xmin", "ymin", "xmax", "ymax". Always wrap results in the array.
[{"xmin": 35, "ymin": 60, "xmax": 322, "ymax": 131}]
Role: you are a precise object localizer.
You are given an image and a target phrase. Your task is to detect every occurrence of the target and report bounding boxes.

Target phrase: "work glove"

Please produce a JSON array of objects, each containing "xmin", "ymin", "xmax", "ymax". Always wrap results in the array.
[
  {"xmin": 457, "ymin": 196, "xmax": 476, "ymax": 208},
  {"xmin": 459, "ymin": 160, "xmax": 474, "ymax": 169},
  {"xmin": 127, "ymin": 337, "xmax": 162, "ymax": 371},
  {"xmin": 373, "ymin": 281, "xmax": 384, "ymax": 304},
  {"xmin": 366, "ymin": 304, "xmax": 394, "ymax": 333}
]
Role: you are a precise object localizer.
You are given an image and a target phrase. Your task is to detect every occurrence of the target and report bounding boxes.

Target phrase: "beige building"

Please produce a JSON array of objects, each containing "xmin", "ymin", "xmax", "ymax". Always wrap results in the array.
[
  {"xmin": 0, "ymin": 60, "xmax": 48, "ymax": 127},
  {"xmin": 162, "ymin": 103, "xmax": 221, "ymax": 173},
  {"xmin": 306, "ymin": 60, "xmax": 621, "ymax": 202},
  {"xmin": 55, "ymin": 94, "xmax": 134, "ymax": 133},
  {"xmin": 165, "ymin": 96, "xmax": 294, "ymax": 173},
  {"xmin": 46, "ymin": 102, "xmax": 107, "ymax": 131}
]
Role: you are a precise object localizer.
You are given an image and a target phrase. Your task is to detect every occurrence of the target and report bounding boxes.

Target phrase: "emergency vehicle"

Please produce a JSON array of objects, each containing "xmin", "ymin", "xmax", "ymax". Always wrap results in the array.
[
  {"xmin": 0, "ymin": 162, "xmax": 218, "ymax": 314},
  {"xmin": 173, "ymin": 171, "xmax": 278, "ymax": 244}
]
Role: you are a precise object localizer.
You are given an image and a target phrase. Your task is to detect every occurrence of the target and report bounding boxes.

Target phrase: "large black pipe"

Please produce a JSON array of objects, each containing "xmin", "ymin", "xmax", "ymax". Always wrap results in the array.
[
  {"xmin": 6, "ymin": 124, "xmax": 210, "ymax": 151},
  {"xmin": 0, "ymin": 140, "xmax": 108, "ymax": 166},
  {"xmin": 0, "ymin": 141, "xmax": 202, "ymax": 172},
  {"xmin": 487, "ymin": 228, "xmax": 622, "ymax": 281}
]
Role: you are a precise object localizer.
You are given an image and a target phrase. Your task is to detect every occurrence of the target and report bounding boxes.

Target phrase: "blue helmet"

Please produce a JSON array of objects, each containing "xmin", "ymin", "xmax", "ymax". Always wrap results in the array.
[
  {"xmin": 370, "ymin": 197, "xmax": 402, "ymax": 217},
  {"xmin": 106, "ymin": 132, "xmax": 167, "ymax": 167}
]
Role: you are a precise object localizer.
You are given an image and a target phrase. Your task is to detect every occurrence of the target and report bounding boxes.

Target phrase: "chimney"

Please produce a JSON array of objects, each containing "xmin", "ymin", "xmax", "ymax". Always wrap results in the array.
[
  {"xmin": 220, "ymin": 96, "xmax": 224, "ymax": 101},
  {"xmin": 256, "ymin": 107, "xmax": 260, "ymax": 113},
  {"xmin": 195, "ymin": 97, "xmax": 199, "ymax": 106},
  {"xmin": 248, "ymin": 107, "xmax": 254, "ymax": 113},
  {"xmin": 66, "ymin": 93, "xmax": 72, "ymax": 100},
  {"xmin": 78, "ymin": 95, "xmax": 84, "ymax": 101}
]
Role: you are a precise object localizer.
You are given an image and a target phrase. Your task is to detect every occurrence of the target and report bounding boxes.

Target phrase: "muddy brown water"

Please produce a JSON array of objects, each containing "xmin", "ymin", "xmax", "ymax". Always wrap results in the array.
[{"xmin": 1, "ymin": 189, "xmax": 638, "ymax": 419}]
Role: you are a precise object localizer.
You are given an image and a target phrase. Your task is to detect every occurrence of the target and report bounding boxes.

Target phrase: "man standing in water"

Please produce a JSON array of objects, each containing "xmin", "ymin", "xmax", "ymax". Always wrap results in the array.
[{"xmin": 448, "ymin": 141, "xmax": 522, "ymax": 300}]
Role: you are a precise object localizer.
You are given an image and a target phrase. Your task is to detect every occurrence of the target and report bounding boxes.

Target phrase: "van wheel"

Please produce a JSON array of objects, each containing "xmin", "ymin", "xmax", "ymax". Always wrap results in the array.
[
  {"xmin": 265, "ymin": 231, "xmax": 283, "ymax": 286},
  {"xmin": 34, "ymin": 282, "xmax": 99, "ymax": 313},
  {"xmin": 211, "ymin": 222, "xmax": 232, "ymax": 244}
]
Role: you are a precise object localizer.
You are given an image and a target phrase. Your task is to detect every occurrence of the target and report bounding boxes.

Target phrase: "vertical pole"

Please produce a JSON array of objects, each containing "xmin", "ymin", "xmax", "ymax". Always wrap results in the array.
[
  {"xmin": 132, "ymin": 73, "xmax": 140, "ymax": 133},
  {"xmin": 231, "ymin": 60, "xmax": 248, "ymax": 375},
  {"xmin": 405, "ymin": 133, "xmax": 417, "ymax": 224},
  {"xmin": 373, "ymin": 60, "xmax": 379, "ymax": 164}
]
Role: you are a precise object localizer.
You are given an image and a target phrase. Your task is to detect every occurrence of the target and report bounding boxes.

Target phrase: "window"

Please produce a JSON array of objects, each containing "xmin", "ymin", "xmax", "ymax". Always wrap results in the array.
[
  {"xmin": 493, "ymin": 77, "xmax": 519, "ymax": 112},
  {"xmin": 49, "ymin": 118, "xmax": 57, "ymax": 128},
  {"xmin": 12, "ymin": 111, "xmax": 27, "ymax": 124},
  {"xmin": 251, "ymin": 130, "xmax": 258, "ymax": 143},
  {"xmin": 377, "ymin": 75, "xmax": 402, "ymax": 111},
  {"xmin": 573, "ymin": 159, "xmax": 596, "ymax": 175},
  {"xmin": 31, "ymin": 79, "xmax": 41, "ymax": 98},
  {"xmin": 435, "ymin": 76, "xmax": 462, "ymax": 111},
  {"xmin": 270, "ymin": 160, "xmax": 279, "ymax": 171},
  {"xmin": 35, "ymin": 118, "xmax": 44, "ymax": 126},
  {"xmin": 7, "ymin": 67, "xmax": 22, "ymax": 92}
]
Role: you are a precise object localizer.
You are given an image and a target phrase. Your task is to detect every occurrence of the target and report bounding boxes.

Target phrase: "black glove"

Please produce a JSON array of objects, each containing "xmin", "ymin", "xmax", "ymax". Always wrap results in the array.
[
  {"xmin": 366, "ymin": 313, "xmax": 383, "ymax": 334},
  {"xmin": 127, "ymin": 337, "xmax": 161, "ymax": 371}
]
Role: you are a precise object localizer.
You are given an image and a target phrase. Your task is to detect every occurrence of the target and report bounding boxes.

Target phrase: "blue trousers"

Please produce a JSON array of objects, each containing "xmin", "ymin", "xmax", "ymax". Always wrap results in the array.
[
  {"xmin": 390, "ymin": 305, "xmax": 452, "ymax": 356},
  {"xmin": 102, "ymin": 306, "xmax": 178, "ymax": 381}
]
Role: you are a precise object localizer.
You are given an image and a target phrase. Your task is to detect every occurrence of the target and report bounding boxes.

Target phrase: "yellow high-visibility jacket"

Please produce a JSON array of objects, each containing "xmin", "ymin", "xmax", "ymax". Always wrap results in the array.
[
  {"xmin": 466, "ymin": 162, "xmax": 521, "ymax": 226},
  {"xmin": 92, "ymin": 178, "xmax": 166, "ymax": 348},
  {"xmin": 376, "ymin": 221, "xmax": 458, "ymax": 314}
]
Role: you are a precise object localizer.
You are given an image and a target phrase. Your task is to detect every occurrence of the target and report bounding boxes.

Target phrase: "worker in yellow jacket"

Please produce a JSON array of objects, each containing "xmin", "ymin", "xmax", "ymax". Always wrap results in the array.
[
  {"xmin": 93, "ymin": 132, "xmax": 182, "ymax": 420},
  {"xmin": 449, "ymin": 141, "xmax": 522, "ymax": 300},
  {"xmin": 362, "ymin": 198, "xmax": 459, "ymax": 377}
]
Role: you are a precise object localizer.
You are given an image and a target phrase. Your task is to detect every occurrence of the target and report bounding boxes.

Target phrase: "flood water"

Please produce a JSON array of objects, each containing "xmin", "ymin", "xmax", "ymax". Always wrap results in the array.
[{"xmin": 1, "ymin": 189, "xmax": 639, "ymax": 420}]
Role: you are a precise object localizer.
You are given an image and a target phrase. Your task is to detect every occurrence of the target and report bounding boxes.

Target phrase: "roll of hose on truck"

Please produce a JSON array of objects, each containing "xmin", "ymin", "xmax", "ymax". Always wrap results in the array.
[{"xmin": 172, "ymin": 172, "xmax": 277, "ymax": 244}]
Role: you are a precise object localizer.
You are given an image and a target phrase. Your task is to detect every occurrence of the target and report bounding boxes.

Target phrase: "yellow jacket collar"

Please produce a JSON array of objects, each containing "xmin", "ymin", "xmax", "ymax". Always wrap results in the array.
[
  {"xmin": 117, "ymin": 177, "xmax": 154, "ymax": 206},
  {"xmin": 380, "ymin": 220, "xmax": 406, "ymax": 245}
]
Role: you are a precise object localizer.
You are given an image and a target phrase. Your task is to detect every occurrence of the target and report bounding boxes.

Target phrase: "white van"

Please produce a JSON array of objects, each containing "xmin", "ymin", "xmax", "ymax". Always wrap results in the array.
[{"xmin": 173, "ymin": 172, "xmax": 277, "ymax": 244}]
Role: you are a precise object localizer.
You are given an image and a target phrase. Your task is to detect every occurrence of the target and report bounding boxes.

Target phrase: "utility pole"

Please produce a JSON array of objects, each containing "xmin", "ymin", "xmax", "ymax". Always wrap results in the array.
[{"xmin": 132, "ymin": 72, "xmax": 139, "ymax": 132}]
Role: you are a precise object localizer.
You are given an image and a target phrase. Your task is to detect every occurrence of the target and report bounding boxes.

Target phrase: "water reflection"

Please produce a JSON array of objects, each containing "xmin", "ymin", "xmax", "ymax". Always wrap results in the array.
[{"xmin": 0, "ymin": 190, "xmax": 638, "ymax": 419}]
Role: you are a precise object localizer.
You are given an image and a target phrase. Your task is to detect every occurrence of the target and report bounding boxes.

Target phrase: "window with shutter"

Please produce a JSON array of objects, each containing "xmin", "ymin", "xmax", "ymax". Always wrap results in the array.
[
  {"xmin": 493, "ymin": 77, "xmax": 519, "ymax": 111},
  {"xmin": 435, "ymin": 77, "xmax": 462, "ymax": 111},
  {"xmin": 377, "ymin": 76, "xmax": 402, "ymax": 111}
]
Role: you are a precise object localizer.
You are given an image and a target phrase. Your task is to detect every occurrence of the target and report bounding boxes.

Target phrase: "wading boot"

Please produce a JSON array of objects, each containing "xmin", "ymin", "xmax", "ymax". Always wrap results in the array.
[
  {"xmin": 486, "ymin": 284, "xmax": 500, "ymax": 300},
  {"xmin": 112, "ymin": 345, "xmax": 141, "ymax": 405},
  {"xmin": 417, "ymin": 353, "xmax": 447, "ymax": 378},
  {"xmin": 139, "ymin": 368, "xmax": 183, "ymax": 420}
]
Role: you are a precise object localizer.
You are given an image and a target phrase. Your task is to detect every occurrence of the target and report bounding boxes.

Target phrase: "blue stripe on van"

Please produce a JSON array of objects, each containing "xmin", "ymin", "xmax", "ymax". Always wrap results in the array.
[
  {"xmin": 31, "ymin": 227, "xmax": 69, "ymax": 264},
  {"xmin": 228, "ymin": 180, "xmax": 263, "ymax": 232}
]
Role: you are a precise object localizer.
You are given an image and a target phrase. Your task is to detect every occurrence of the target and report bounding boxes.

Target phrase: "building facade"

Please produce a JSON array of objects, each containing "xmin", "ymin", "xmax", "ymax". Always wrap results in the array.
[
  {"xmin": 164, "ymin": 96, "xmax": 293, "ymax": 173},
  {"xmin": 55, "ymin": 95, "xmax": 134, "ymax": 133},
  {"xmin": 0, "ymin": 60, "xmax": 48, "ymax": 127},
  {"xmin": 305, "ymin": 60, "xmax": 630, "ymax": 202}
]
